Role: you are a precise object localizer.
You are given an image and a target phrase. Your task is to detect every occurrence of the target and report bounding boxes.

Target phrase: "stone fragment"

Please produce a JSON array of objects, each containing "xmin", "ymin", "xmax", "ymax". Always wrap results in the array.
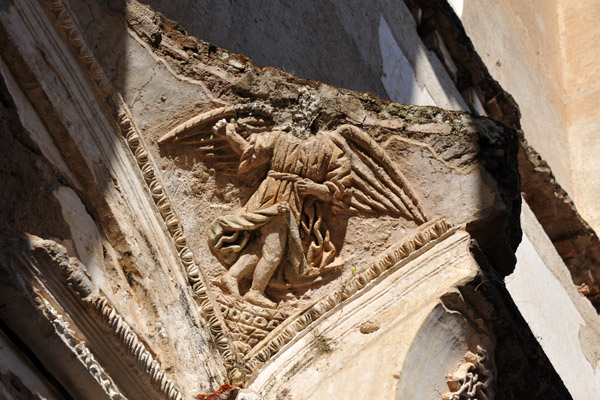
[{"xmin": 359, "ymin": 320, "xmax": 380, "ymax": 334}]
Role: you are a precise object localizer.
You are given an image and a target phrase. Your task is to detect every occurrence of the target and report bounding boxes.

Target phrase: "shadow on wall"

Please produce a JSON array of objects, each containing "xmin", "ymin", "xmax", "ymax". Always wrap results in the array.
[
  {"xmin": 145, "ymin": 0, "xmax": 391, "ymax": 99},
  {"xmin": 0, "ymin": 0, "xmax": 225, "ymax": 397},
  {"xmin": 142, "ymin": 0, "xmax": 468, "ymax": 110}
]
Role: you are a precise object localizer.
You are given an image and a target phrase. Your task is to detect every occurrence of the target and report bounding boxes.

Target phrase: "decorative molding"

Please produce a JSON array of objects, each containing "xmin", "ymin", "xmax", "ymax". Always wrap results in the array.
[
  {"xmin": 41, "ymin": 0, "xmax": 454, "ymax": 386},
  {"xmin": 113, "ymin": 100, "xmax": 452, "ymax": 383},
  {"xmin": 24, "ymin": 237, "xmax": 185, "ymax": 400},
  {"xmin": 85, "ymin": 296, "xmax": 183, "ymax": 400},
  {"xmin": 46, "ymin": 0, "xmax": 112, "ymax": 99},
  {"xmin": 87, "ymin": 91, "xmax": 452, "ymax": 384},
  {"xmin": 241, "ymin": 217, "xmax": 452, "ymax": 379},
  {"xmin": 115, "ymin": 106, "xmax": 239, "ymax": 378},
  {"xmin": 216, "ymin": 296, "xmax": 288, "ymax": 354},
  {"xmin": 43, "ymin": 0, "xmax": 240, "ymax": 383},
  {"xmin": 35, "ymin": 294, "xmax": 127, "ymax": 400}
]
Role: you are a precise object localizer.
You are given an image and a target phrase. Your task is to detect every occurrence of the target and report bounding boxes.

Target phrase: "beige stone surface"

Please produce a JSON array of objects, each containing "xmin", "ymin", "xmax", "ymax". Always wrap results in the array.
[
  {"xmin": 458, "ymin": 0, "xmax": 600, "ymax": 235},
  {"xmin": 0, "ymin": 1, "xmax": 226, "ymax": 396},
  {"xmin": 558, "ymin": 0, "xmax": 600, "ymax": 232},
  {"xmin": 458, "ymin": 0, "xmax": 569, "ymax": 190},
  {"xmin": 0, "ymin": 1, "xmax": 573, "ymax": 398},
  {"xmin": 507, "ymin": 200, "xmax": 600, "ymax": 399},
  {"xmin": 138, "ymin": 0, "xmax": 468, "ymax": 112},
  {"xmin": 250, "ymin": 230, "xmax": 492, "ymax": 400},
  {"xmin": 36, "ymin": 0, "xmax": 520, "ymax": 388}
]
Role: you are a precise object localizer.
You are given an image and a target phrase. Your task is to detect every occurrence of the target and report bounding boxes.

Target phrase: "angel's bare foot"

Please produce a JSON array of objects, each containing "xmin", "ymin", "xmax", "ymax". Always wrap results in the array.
[
  {"xmin": 215, "ymin": 274, "xmax": 241, "ymax": 298},
  {"xmin": 244, "ymin": 289, "xmax": 277, "ymax": 309}
]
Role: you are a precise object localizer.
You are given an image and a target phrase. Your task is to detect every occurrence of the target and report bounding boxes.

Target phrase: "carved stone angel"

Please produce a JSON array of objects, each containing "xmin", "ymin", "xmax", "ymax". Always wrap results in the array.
[{"xmin": 159, "ymin": 100, "xmax": 427, "ymax": 308}]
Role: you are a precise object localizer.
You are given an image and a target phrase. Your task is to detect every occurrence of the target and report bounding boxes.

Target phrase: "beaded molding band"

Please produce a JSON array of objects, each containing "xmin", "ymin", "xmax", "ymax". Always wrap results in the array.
[
  {"xmin": 43, "ymin": 0, "xmax": 237, "ymax": 389},
  {"xmin": 240, "ymin": 217, "xmax": 452, "ymax": 380}
]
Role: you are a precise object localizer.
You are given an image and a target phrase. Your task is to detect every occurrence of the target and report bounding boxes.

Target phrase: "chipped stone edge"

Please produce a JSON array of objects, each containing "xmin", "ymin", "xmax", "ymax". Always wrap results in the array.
[
  {"xmin": 20, "ymin": 236, "xmax": 184, "ymax": 400},
  {"xmin": 241, "ymin": 217, "xmax": 453, "ymax": 380},
  {"xmin": 49, "ymin": 242, "xmax": 181, "ymax": 399}
]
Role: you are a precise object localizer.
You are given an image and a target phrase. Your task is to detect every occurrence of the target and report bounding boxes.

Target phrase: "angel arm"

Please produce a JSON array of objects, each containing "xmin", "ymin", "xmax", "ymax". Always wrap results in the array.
[
  {"xmin": 157, "ymin": 103, "xmax": 274, "ymax": 173},
  {"xmin": 296, "ymin": 179, "xmax": 333, "ymax": 202},
  {"xmin": 158, "ymin": 103, "xmax": 273, "ymax": 145},
  {"xmin": 237, "ymin": 130, "xmax": 277, "ymax": 175}
]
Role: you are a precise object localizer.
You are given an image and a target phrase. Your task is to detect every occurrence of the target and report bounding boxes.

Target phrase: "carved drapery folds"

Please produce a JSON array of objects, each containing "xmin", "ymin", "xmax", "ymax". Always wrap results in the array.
[
  {"xmin": 158, "ymin": 96, "xmax": 428, "ymax": 306},
  {"xmin": 0, "ymin": 0, "xmax": 531, "ymax": 397},
  {"xmin": 157, "ymin": 91, "xmax": 441, "ymax": 381}
]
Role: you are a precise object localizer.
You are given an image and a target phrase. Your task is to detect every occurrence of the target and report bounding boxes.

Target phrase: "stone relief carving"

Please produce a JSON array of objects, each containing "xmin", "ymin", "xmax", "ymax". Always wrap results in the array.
[
  {"xmin": 157, "ymin": 89, "xmax": 440, "ymax": 381},
  {"xmin": 38, "ymin": 1, "xmax": 485, "ymax": 388},
  {"xmin": 36, "ymin": 294, "xmax": 126, "ymax": 400},
  {"xmin": 5, "ymin": 231, "xmax": 184, "ymax": 400},
  {"xmin": 241, "ymin": 218, "xmax": 451, "ymax": 379},
  {"xmin": 443, "ymin": 346, "xmax": 495, "ymax": 400},
  {"xmin": 159, "ymin": 92, "xmax": 427, "ymax": 310},
  {"xmin": 4, "ymin": 0, "xmax": 529, "ymax": 395},
  {"xmin": 116, "ymin": 104, "xmax": 239, "ymax": 378},
  {"xmin": 38, "ymin": 1, "xmax": 455, "ymax": 383}
]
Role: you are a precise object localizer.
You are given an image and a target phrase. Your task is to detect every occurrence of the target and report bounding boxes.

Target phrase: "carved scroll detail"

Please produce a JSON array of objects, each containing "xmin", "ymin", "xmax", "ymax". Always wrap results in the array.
[
  {"xmin": 443, "ymin": 346, "xmax": 495, "ymax": 400},
  {"xmin": 36, "ymin": 295, "xmax": 127, "ymax": 400}
]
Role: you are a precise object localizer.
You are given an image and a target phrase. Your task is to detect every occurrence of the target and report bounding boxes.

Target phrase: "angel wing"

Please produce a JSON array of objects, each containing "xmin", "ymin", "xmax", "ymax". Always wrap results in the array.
[
  {"xmin": 330, "ymin": 124, "xmax": 428, "ymax": 224},
  {"xmin": 157, "ymin": 103, "xmax": 274, "ymax": 172}
]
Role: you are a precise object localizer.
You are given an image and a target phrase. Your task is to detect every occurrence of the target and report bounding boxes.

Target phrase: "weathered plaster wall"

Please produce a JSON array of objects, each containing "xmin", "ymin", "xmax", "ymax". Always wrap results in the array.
[
  {"xmin": 455, "ymin": 0, "xmax": 570, "ymax": 191},
  {"xmin": 507, "ymin": 201, "xmax": 600, "ymax": 399},
  {"xmin": 557, "ymin": 0, "xmax": 600, "ymax": 233},
  {"xmin": 456, "ymin": 0, "xmax": 600, "ymax": 235}
]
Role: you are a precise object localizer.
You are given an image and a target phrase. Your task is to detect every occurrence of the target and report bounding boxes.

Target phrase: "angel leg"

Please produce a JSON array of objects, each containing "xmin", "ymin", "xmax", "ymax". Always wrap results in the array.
[
  {"xmin": 217, "ymin": 240, "xmax": 260, "ymax": 298},
  {"xmin": 244, "ymin": 215, "xmax": 287, "ymax": 308}
]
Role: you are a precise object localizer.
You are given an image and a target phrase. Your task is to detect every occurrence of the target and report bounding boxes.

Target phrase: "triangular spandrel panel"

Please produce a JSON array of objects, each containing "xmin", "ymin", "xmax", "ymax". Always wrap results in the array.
[
  {"xmin": 74, "ymin": 5, "xmax": 521, "ymax": 384},
  {"xmin": 17, "ymin": 0, "xmax": 520, "ymax": 389}
]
